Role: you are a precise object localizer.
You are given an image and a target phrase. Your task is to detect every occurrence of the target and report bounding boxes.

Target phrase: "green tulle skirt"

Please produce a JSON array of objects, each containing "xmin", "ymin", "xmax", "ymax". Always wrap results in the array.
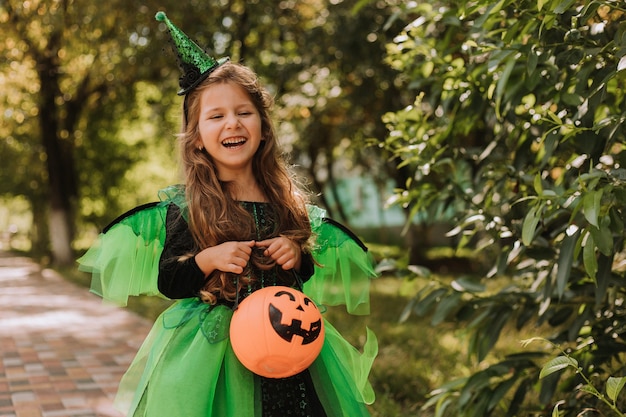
[{"xmin": 115, "ymin": 298, "xmax": 377, "ymax": 417}]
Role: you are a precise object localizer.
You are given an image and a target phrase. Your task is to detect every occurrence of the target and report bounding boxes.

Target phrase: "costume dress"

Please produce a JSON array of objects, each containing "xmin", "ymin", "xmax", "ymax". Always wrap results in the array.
[{"xmin": 78, "ymin": 185, "xmax": 378, "ymax": 417}]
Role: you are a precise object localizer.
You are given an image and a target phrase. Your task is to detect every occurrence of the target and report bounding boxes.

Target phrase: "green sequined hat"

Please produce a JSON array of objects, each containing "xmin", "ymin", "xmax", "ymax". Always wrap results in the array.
[{"xmin": 155, "ymin": 11, "xmax": 229, "ymax": 95}]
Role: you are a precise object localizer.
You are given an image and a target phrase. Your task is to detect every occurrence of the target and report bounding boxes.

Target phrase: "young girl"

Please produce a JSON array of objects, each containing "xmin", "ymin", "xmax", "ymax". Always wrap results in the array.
[{"xmin": 79, "ymin": 12, "xmax": 377, "ymax": 417}]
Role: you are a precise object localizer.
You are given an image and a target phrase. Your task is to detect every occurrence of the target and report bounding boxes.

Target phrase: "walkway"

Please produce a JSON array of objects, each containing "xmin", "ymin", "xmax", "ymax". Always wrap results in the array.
[{"xmin": 0, "ymin": 252, "xmax": 153, "ymax": 417}]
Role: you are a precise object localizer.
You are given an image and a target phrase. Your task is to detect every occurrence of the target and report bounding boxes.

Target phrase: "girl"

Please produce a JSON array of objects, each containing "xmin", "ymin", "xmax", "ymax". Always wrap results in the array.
[{"xmin": 79, "ymin": 12, "xmax": 377, "ymax": 417}]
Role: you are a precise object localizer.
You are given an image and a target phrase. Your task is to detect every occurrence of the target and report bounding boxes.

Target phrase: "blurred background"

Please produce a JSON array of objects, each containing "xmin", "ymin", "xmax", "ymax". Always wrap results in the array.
[
  {"xmin": 0, "ymin": 0, "xmax": 415, "ymax": 266},
  {"xmin": 2, "ymin": 1, "xmax": 626, "ymax": 416}
]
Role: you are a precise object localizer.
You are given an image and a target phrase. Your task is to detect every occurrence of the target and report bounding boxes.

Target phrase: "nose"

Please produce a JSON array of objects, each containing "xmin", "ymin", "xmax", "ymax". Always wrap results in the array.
[{"xmin": 225, "ymin": 113, "xmax": 240, "ymax": 129}]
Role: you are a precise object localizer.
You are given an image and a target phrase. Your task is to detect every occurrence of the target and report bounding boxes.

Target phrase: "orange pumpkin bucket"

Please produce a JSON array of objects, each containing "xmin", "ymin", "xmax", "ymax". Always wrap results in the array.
[{"xmin": 230, "ymin": 286, "xmax": 325, "ymax": 378}]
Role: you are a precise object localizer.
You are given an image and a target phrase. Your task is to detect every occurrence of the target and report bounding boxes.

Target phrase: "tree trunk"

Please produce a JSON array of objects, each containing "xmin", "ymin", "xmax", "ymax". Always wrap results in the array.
[
  {"xmin": 407, "ymin": 222, "xmax": 429, "ymax": 266},
  {"xmin": 36, "ymin": 44, "xmax": 76, "ymax": 266},
  {"xmin": 29, "ymin": 196, "xmax": 50, "ymax": 260}
]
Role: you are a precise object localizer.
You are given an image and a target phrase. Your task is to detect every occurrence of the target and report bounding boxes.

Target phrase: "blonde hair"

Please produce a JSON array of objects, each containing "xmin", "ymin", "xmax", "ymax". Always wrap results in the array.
[{"xmin": 177, "ymin": 62, "xmax": 311, "ymax": 304}]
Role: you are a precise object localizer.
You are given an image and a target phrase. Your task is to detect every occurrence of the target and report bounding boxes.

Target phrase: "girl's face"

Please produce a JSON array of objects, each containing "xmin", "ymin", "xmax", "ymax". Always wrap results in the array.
[{"xmin": 197, "ymin": 81, "xmax": 263, "ymax": 180}]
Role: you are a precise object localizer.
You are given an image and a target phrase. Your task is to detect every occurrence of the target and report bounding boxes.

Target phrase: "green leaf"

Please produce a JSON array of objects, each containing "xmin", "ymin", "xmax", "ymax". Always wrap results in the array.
[
  {"xmin": 475, "ymin": 0, "xmax": 507, "ymax": 27},
  {"xmin": 479, "ymin": 308, "xmax": 511, "ymax": 360},
  {"xmin": 579, "ymin": 384, "xmax": 598, "ymax": 396},
  {"xmin": 595, "ymin": 254, "xmax": 614, "ymax": 308},
  {"xmin": 609, "ymin": 206, "xmax": 624, "ymax": 234},
  {"xmin": 606, "ymin": 376, "xmax": 626, "ymax": 402},
  {"xmin": 451, "ymin": 276, "xmax": 486, "ymax": 293},
  {"xmin": 487, "ymin": 376, "xmax": 518, "ymax": 412},
  {"xmin": 522, "ymin": 204, "xmax": 541, "ymax": 245},
  {"xmin": 588, "ymin": 221, "xmax": 613, "ymax": 257},
  {"xmin": 508, "ymin": 379, "xmax": 532, "ymax": 417},
  {"xmin": 528, "ymin": 47, "xmax": 539, "ymax": 75},
  {"xmin": 546, "ymin": 110, "xmax": 563, "ymax": 125},
  {"xmin": 540, "ymin": 13, "xmax": 556, "ymax": 32},
  {"xmin": 582, "ymin": 190, "xmax": 602, "ymax": 227},
  {"xmin": 408, "ymin": 264, "xmax": 432, "ymax": 277},
  {"xmin": 539, "ymin": 356, "xmax": 577, "ymax": 379},
  {"xmin": 533, "ymin": 174, "xmax": 543, "ymax": 195},
  {"xmin": 555, "ymin": 229, "xmax": 579, "ymax": 298},
  {"xmin": 399, "ymin": 298, "xmax": 416, "ymax": 323},
  {"xmin": 554, "ymin": 0, "xmax": 578, "ymax": 14},
  {"xmin": 414, "ymin": 288, "xmax": 448, "ymax": 317},
  {"xmin": 458, "ymin": 372, "xmax": 489, "ymax": 407},
  {"xmin": 434, "ymin": 397, "xmax": 453, "ymax": 417},
  {"xmin": 548, "ymin": 307, "xmax": 573, "ymax": 326},
  {"xmin": 561, "ymin": 92, "xmax": 583, "ymax": 106},
  {"xmin": 583, "ymin": 231, "xmax": 598, "ymax": 281},
  {"xmin": 495, "ymin": 57, "xmax": 517, "ymax": 110},
  {"xmin": 431, "ymin": 292, "xmax": 462, "ymax": 326}
]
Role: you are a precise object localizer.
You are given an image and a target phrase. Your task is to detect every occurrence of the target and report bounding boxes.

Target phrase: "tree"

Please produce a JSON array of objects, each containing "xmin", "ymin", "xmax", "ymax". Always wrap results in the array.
[
  {"xmin": 2, "ymin": 0, "xmax": 410, "ymax": 262},
  {"xmin": 1, "ymin": 1, "xmax": 176, "ymax": 264},
  {"xmin": 383, "ymin": 0, "xmax": 626, "ymax": 415},
  {"xmin": 211, "ymin": 0, "xmax": 409, "ymax": 224},
  {"xmin": 272, "ymin": 0, "xmax": 408, "ymax": 224}
]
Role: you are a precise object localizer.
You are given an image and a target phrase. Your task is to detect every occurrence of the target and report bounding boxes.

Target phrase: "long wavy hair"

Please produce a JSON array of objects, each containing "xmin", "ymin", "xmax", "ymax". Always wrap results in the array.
[{"xmin": 177, "ymin": 62, "xmax": 311, "ymax": 304}]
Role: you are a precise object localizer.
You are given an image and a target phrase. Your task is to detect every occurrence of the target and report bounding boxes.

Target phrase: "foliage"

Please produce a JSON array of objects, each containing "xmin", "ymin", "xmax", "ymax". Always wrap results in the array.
[
  {"xmin": 526, "ymin": 337, "xmax": 626, "ymax": 416},
  {"xmin": 245, "ymin": 0, "xmax": 410, "ymax": 222},
  {"xmin": 383, "ymin": 0, "xmax": 626, "ymax": 415},
  {"xmin": 1, "ymin": 0, "xmax": 409, "ymax": 260},
  {"xmin": 1, "ymin": 1, "xmax": 182, "ymax": 260}
]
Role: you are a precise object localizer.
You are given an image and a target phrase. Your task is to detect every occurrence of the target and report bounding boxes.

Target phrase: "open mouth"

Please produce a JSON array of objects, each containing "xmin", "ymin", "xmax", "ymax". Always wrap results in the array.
[{"xmin": 222, "ymin": 137, "xmax": 247, "ymax": 148}]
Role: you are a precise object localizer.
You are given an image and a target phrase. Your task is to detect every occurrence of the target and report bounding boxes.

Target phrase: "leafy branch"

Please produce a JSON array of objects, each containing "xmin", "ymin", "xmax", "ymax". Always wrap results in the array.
[{"xmin": 523, "ymin": 337, "xmax": 626, "ymax": 417}]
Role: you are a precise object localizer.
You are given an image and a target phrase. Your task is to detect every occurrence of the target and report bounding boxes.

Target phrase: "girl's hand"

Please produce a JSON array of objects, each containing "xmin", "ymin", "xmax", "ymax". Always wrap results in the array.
[
  {"xmin": 255, "ymin": 237, "xmax": 302, "ymax": 271},
  {"xmin": 195, "ymin": 240, "xmax": 255, "ymax": 276}
]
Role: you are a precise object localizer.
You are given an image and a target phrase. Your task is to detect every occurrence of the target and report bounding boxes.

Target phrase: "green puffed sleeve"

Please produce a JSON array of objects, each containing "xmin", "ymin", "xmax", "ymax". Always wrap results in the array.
[
  {"xmin": 77, "ymin": 185, "xmax": 187, "ymax": 306},
  {"xmin": 304, "ymin": 205, "xmax": 378, "ymax": 315}
]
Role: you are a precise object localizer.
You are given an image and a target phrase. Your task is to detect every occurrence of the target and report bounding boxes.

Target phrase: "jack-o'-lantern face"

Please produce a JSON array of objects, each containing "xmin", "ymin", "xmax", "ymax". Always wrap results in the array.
[
  {"xmin": 269, "ymin": 289, "xmax": 322, "ymax": 345},
  {"xmin": 229, "ymin": 285, "xmax": 325, "ymax": 378}
]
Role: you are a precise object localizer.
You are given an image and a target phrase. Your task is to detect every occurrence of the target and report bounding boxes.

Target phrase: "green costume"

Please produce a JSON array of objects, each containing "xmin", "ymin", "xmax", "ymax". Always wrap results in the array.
[{"xmin": 78, "ymin": 185, "xmax": 378, "ymax": 416}]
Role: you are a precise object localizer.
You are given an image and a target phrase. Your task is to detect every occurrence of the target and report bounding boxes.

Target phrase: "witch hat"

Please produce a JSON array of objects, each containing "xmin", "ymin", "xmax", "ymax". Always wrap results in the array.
[{"xmin": 155, "ymin": 11, "xmax": 229, "ymax": 95}]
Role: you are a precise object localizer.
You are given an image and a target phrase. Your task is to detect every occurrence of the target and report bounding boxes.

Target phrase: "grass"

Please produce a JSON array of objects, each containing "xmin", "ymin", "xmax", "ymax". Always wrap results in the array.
[{"xmin": 324, "ymin": 277, "xmax": 471, "ymax": 417}]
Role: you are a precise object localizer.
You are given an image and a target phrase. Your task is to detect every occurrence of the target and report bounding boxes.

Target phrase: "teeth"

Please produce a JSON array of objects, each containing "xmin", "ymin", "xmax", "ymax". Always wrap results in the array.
[{"xmin": 222, "ymin": 137, "xmax": 246, "ymax": 147}]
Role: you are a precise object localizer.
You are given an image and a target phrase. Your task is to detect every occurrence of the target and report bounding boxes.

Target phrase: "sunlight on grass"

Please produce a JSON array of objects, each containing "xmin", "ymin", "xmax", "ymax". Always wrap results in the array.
[{"xmin": 321, "ymin": 276, "xmax": 473, "ymax": 416}]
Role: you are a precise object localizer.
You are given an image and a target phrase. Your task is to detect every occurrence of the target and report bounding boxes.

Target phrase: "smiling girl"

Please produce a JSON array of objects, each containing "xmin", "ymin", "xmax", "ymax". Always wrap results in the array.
[
  {"xmin": 78, "ymin": 12, "xmax": 377, "ymax": 417},
  {"xmin": 169, "ymin": 62, "xmax": 314, "ymax": 309}
]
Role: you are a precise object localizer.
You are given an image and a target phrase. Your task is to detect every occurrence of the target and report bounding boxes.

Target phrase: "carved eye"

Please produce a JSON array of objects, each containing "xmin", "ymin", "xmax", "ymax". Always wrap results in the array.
[{"xmin": 230, "ymin": 286, "xmax": 325, "ymax": 378}]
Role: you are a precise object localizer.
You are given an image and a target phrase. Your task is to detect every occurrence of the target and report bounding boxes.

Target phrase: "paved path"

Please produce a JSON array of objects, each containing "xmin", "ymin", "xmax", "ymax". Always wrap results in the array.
[{"xmin": 0, "ymin": 252, "xmax": 153, "ymax": 417}]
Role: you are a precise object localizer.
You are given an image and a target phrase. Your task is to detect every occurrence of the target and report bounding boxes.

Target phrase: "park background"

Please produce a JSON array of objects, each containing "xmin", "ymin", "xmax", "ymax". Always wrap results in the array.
[{"xmin": 2, "ymin": 0, "xmax": 626, "ymax": 415}]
